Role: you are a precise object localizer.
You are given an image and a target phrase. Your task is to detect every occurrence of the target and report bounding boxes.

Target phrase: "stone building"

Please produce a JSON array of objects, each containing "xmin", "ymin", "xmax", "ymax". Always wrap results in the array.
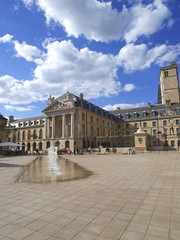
[
  {"xmin": 0, "ymin": 114, "xmax": 9, "ymax": 150},
  {"xmin": 8, "ymin": 62, "xmax": 180, "ymax": 152}
]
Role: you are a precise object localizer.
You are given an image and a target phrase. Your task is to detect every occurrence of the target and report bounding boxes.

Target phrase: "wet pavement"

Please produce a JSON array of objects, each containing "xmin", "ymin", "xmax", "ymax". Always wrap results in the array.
[
  {"xmin": 0, "ymin": 152, "xmax": 180, "ymax": 240},
  {"xmin": 16, "ymin": 156, "xmax": 93, "ymax": 183}
]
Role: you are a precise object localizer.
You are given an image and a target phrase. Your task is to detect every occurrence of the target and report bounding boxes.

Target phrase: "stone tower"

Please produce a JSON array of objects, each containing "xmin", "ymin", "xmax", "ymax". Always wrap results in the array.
[{"xmin": 160, "ymin": 62, "xmax": 180, "ymax": 104}]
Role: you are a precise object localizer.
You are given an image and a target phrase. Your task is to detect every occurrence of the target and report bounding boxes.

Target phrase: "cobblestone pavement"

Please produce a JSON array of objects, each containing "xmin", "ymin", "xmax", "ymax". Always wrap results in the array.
[{"xmin": 0, "ymin": 152, "xmax": 180, "ymax": 240}]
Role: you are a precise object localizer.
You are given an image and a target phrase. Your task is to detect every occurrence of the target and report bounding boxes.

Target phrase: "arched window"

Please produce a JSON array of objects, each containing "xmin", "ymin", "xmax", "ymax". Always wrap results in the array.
[
  {"xmin": 46, "ymin": 141, "xmax": 50, "ymax": 149},
  {"xmin": 39, "ymin": 142, "xmax": 42, "ymax": 150},
  {"xmin": 17, "ymin": 131, "xmax": 20, "ymax": 141},
  {"xmin": 28, "ymin": 130, "xmax": 31, "ymax": 139},
  {"xmin": 27, "ymin": 142, "xmax": 30, "ymax": 151},
  {"xmin": 39, "ymin": 129, "xmax": 43, "ymax": 139},
  {"xmin": 33, "ymin": 142, "xmax": 36, "ymax": 151},
  {"xmin": 22, "ymin": 131, "xmax": 25, "ymax": 140},
  {"xmin": 33, "ymin": 130, "xmax": 36, "ymax": 139}
]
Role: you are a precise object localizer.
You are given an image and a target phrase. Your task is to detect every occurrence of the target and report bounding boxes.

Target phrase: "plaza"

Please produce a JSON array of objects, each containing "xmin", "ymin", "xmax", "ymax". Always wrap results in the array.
[{"xmin": 0, "ymin": 152, "xmax": 180, "ymax": 240}]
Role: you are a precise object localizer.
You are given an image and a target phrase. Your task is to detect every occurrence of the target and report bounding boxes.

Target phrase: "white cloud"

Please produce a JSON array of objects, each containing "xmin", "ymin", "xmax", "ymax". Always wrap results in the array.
[
  {"xmin": 21, "ymin": 0, "xmax": 172, "ymax": 43},
  {"xmin": 0, "ymin": 34, "xmax": 13, "ymax": 43},
  {"xmin": 14, "ymin": 41, "xmax": 43, "ymax": 63},
  {"xmin": 4, "ymin": 105, "xmax": 35, "ymax": 112},
  {"xmin": 1, "ymin": 36, "xmax": 180, "ymax": 106},
  {"xmin": 103, "ymin": 102, "xmax": 146, "ymax": 111},
  {"xmin": 117, "ymin": 43, "xmax": 180, "ymax": 72},
  {"xmin": 123, "ymin": 84, "xmax": 136, "ymax": 92}
]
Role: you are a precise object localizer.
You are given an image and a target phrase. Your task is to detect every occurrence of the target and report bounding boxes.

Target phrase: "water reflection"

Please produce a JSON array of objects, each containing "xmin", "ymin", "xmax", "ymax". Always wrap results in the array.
[{"xmin": 16, "ymin": 156, "xmax": 92, "ymax": 183}]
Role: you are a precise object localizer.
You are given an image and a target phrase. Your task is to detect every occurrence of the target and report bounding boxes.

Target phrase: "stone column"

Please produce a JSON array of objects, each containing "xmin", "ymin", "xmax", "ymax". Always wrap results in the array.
[
  {"xmin": 70, "ymin": 113, "xmax": 74, "ymax": 138},
  {"xmin": 44, "ymin": 117, "xmax": 47, "ymax": 139},
  {"xmin": 62, "ymin": 114, "xmax": 66, "ymax": 138},
  {"xmin": 52, "ymin": 116, "xmax": 55, "ymax": 138}
]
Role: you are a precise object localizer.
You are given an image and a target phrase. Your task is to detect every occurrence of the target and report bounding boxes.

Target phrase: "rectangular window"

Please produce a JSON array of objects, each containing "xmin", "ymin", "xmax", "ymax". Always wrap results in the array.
[
  {"xmin": 134, "ymin": 123, "xmax": 138, "ymax": 128},
  {"xmin": 163, "ymin": 120, "xmax": 167, "ymax": 126},
  {"xmin": 176, "ymin": 119, "xmax": 180, "ymax": 125},
  {"xmin": 164, "ymin": 71, "xmax": 168, "ymax": 77},
  {"xmin": 97, "ymin": 118, "xmax": 99, "ymax": 124},
  {"xmin": 164, "ymin": 128, "xmax": 168, "ymax": 135},
  {"xmin": 90, "ymin": 116, "xmax": 93, "ymax": 122},
  {"xmin": 126, "ymin": 131, "xmax": 129, "ymax": 135},
  {"xmin": 152, "ymin": 121, "xmax": 156, "ymax": 127},
  {"xmin": 126, "ymin": 123, "xmax": 129, "ymax": 129},
  {"xmin": 91, "ymin": 126, "xmax": 93, "ymax": 137},
  {"xmin": 153, "ymin": 129, "xmax": 156, "ymax": 135},
  {"xmin": 82, "ymin": 124, "xmax": 85, "ymax": 135},
  {"xmin": 82, "ymin": 113, "xmax": 85, "ymax": 120},
  {"xmin": 143, "ymin": 122, "xmax": 147, "ymax": 128},
  {"xmin": 176, "ymin": 128, "xmax": 180, "ymax": 135},
  {"xmin": 97, "ymin": 127, "xmax": 99, "ymax": 137},
  {"xmin": 171, "ymin": 141, "xmax": 175, "ymax": 147}
]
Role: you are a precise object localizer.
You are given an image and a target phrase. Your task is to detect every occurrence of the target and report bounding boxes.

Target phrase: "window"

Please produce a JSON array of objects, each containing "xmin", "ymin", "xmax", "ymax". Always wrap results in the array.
[
  {"xmin": 153, "ymin": 129, "xmax": 156, "ymax": 135},
  {"xmin": 126, "ymin": 131, "xmax": 129, "ymax": 135},
  {"xmin": 126, "ymin": 113, "xmax": 129, "ymax": 119},
  {"xmin": 97, "ymin": 127, "xmax": 99, "ymax": 137},
  {"xmin": 108, "ymin": 130, "xmax": 110, "ymax": 136},
  {"xmin": 17, "ymin": 131, "xmax": 20, "ymax": 141},
  {"xmin": 143, "ymin": 111, "xmax": 147, "ymax": 117},
  {"xmin": 82, "ymin": 124, "xmax": 85, "ymax": 135},
  {"xmin": 39, "ymin": 129, "xmax": 43, "ymax": 139},
  {"xmin": 134, "ymin": 123, "xmax": 138, "ymax": 128},
  {"xmin": 126, "ymin": 123, "xmax": 129, "ymax": 129},
  {"xmin": 163, "ymin": 120, "xmax": 167, "ymax": 126},
  {"xmin": 176, "ymin": 128, "xmax": 180, "ymax": 135},
  {"xmin": 143, "ymin": 122, "xmax": 147, "ymax": 128},
  {"xmin": 134, "ymin": 112, "xmax": 138, "ymax": 118},
  {"xmin": 108, "ymin": 122, "xmax": 110, "ymax": 128},
  {"xmin": 103, "ymin": 120, "xmax": 105, "ymax": 126},
  {"xmin": 90, "ymin": 116, "xmax": 93, "ymax": 123},
  {"xmin": 176, "ymin": 119, "xmax": 180, "ymax": 125},
  {"xmin": 82, "ymin": 113, "xmax": 85, "ymax": 120},
  {"xmin": 33, "ymin": 130, "xmax": 36, "ymax": 139},
  {"xmin": 97, "ymin": 118, "xmax": 99, "ymax": 124},
  {"xmin": 164, "ymin": 128, "xmax": 168, "ymax": 135},
  {"xmin": 152, "ymin": 121, "xmax": 156, "ymax": 127},
  {"xmin": 91, "ymin": 126, "xmax": 93, "ymax": 136},
  {"xmin": 152, "ymin": 110, "xmax": 156, "ymax": 117},
  {"xmin": 22, "ymin": 131, "xmax": 25, "ymax": 140},
  {"xmin": 103, "ymin": 129, "xmax": 105, "ymax": 136},
  {"xmin": 118, "ymin": 124, "xmax": 121, "ymax": 129},
  {"xmin": 164, "ymin": 71, "xmax": 168, "ymax": 77},
  {"xmin": 171, "ymin": 141, "xmax": 175, "ymax": 147}
]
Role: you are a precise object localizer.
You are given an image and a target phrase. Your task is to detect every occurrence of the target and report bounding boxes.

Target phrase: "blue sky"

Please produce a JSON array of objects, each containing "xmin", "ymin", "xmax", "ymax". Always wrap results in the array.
[{"xmin": 0, "ymin": 0, "xmax": 180, "ymax": 118}]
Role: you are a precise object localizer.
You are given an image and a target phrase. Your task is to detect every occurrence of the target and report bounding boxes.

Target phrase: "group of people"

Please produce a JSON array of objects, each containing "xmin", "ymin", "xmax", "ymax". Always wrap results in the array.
[{"xmin": 106, "ymin": 146, "xmax": 117, "ymax": 154}]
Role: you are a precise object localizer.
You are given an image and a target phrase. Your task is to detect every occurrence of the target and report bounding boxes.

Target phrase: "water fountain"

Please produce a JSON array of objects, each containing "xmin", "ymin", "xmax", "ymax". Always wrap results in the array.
[{"xmin": 48, "ymin": 146, "xmax": 60, "ymax": 175}]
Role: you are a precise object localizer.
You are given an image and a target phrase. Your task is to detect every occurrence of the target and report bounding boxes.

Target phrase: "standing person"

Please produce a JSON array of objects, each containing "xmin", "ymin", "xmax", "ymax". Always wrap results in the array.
[
  {"xmin": 113, "ymin": 147, "xmax": 117, "ymax": 154},
  {"xmin": 35, "ymin": 148, "xmax": 38, "ymax": 154}
]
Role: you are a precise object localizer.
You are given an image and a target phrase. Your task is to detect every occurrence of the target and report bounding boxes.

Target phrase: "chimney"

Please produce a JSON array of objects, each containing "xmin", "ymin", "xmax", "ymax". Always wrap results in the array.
[{"xmin": 80, "ymin": 93, "xmax": 83, "ymax": 99}]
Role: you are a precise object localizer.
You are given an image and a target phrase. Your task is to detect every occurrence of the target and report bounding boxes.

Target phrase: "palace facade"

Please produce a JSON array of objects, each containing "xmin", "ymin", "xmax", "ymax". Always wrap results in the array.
[{"xmin": 6, "ymin": 62, "xmax": 180, "ymax": 153}]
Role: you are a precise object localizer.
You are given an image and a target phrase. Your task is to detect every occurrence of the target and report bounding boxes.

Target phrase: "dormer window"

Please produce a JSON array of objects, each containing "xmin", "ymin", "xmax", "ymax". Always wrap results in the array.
[
  {"xmin": 143, "ymin": 111, "xmax": 147, "ymax": 117},
  {"xmin": 134, "ymin": 112, "xmax": 138, "ymax": 118},
  {"xmin": 126, "ymin": 113, "xmax": 129, "ymax": 119},
  {"xmin": 152, "ymin": 110, "xmax": 156, "ymax": 117}
]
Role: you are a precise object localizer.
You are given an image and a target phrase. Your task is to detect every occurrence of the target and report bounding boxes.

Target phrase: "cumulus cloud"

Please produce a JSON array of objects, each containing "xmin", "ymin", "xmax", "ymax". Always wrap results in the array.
[
  {"xmin": 21, "ymin": 0, "xmax": 172, "ymax": 43},
  {"xmin": 0, "ymin": 34, "xmax": 13, "ymax": 43},
  {"xmin": 14, "ymin": 41, "xmax": 43, "ymax": 63},
  {"xmin": 1, "ymin": 36, "xmax": 180, "ymax": 106},
  {"xmin": 103, "ymin": 102, "xmax": 146, "ymax": 111},
  {"xmin": 117, "ymin": 43, "xmax": 180, "ymax": 72}
]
